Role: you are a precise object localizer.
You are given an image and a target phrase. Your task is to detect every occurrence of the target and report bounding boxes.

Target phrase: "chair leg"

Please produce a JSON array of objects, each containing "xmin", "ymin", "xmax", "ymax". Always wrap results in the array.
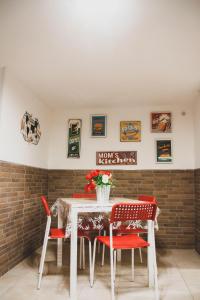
[
  {"xmin": 37, "ymin": 237, "xmax": 49, "ymax": 289},
  {"xmin": 137, "ymin": 233, "xmax": 143, "ymax": 263},
  {"xmin": 110, "ymin": 247, "xmax": 115, "ymax": 300},
  {"xmin": 113, "ymin": 250, "xmax": 117, "ymax": 282},
  {"xmin": 79, "ymin": 237, "xmax": 83, "ymax": 269},
  {"xmin": 82, "ymin": 238, "xmax": 85, "ymax": 269},
  {"xmin": 91, "ymin": 238, "xmax": 97, "ymax": 287},
  {"xmin": 131, "ymin": 249, "xmax": 134, "ymax": 282},
  {"xmin": 88, "ymin": 240, "xmax": 92, "ymax": 287},
  {"xmin": 97, "ymin": 230, "xmax": 101, "ymax": 254},
  {"xmin": 101, "ymin": 230, "xmax": 106, "ymax": 266},
  {"xmin": 101, "ymin": 244, "xmax": 105, "ymax": 266},
  {"xmin": 139, "ymin": 248, "xmax": 143, "ymax": 263}
]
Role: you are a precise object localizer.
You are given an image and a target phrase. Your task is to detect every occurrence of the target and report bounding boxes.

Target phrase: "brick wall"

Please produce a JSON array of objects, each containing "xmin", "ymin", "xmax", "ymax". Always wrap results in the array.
[
  {"xmin": 48, "ymin": 169, "xmax": 195, "ymax": 249},
  {"xmin": 0, "ymin": 163, "xmax": 197, "ymax": 277},
  {"xmin": 195, "ymin": 169, "xmax": 200, "ymax": 254},
  {"xmin": 0, "ymin": 161, "xmax": 48, "ymax": 276}
]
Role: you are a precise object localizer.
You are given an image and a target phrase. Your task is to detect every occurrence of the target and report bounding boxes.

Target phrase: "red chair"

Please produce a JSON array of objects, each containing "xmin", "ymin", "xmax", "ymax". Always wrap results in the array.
[
  {"xmin": 101, "ymin": 195, "xmax": 157, "ymax": 265},
  {"xmin": 37, "ymin": 196, "xmax": 92, "ymax": 289},
  {"xmin": 92, "ymin": 202, "xmax": 159, "ymax": 300}
]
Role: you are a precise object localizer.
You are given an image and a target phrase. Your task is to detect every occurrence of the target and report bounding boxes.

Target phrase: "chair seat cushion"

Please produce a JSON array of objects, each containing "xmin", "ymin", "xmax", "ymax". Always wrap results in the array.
[
  {"xmin": 50, "ymin": 228, "xmax": 65, "ymax": 238},
  {"xmin": 97, "ymin": 234, "xmax": 149, "ymax": 249},
  {"xmin": 49, "ymin": 228, "xmax": 91, "ymax": 240}
]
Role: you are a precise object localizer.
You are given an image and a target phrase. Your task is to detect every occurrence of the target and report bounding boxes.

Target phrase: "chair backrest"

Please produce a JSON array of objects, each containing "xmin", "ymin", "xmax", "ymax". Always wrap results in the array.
[
  {"xmin": 138, "ymin": 194, "xmax": 156, "ymax": 203},
  {"xmin": 110, "ymin": 202, "xmax": 157, "ymax": 224},
  {"xmin": 41, "ymin": 196, "xmax": 51, "ymax": 216},
  {"xmin": 72, "ymin": 193, "xmax": 96, "ymax": 199}
]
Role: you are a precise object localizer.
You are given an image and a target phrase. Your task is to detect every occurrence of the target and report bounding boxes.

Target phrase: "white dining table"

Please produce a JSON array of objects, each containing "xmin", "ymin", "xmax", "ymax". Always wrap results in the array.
[{"xmin": 56, "ymin": 197, "xmax": 156, "ymax": 300}]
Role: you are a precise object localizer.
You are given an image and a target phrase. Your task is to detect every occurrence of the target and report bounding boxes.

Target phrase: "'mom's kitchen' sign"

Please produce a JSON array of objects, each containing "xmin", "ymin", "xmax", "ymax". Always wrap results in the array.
[{"xmin": 96, "ymin": 151, "xmax": 137, "ymax": 165}]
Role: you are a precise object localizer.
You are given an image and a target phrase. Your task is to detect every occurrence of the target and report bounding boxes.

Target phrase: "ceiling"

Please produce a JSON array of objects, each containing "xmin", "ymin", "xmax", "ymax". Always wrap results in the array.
[{"xmin": 0, "ymin": 0, "xmax": 200, "ymax": 108}]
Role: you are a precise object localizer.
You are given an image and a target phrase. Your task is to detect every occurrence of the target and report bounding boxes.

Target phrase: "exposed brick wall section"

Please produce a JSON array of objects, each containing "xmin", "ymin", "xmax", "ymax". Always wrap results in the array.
[
  {"xmin": 1, "ymin": 165, "xmax": 196, "ymax": 276},
  {"xmin": 195, "ymin": 169, "xmax": 200, "ymax": 254},
  {"xmin": 48, "ymin": 169, "xmax": 195, "ymax": 249},
  {"xmin": 0, "ymin": 161, "xmax": 48, "ymax": 276}
]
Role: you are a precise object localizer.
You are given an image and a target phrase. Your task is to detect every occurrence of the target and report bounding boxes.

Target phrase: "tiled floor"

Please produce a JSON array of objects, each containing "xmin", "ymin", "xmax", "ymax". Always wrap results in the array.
[{"xmin": 0, "ymin": 243, "xmax": 200, "ymax": 300}]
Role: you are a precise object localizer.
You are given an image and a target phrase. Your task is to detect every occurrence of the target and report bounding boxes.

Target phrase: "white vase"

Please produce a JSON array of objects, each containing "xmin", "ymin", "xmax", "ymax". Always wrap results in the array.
[{"xmin": 96, "ymin": 185, "xmax": 111, "ymax": 204}]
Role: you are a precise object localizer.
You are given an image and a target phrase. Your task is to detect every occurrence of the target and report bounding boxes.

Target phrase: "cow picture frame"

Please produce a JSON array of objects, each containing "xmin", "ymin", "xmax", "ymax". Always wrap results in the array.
[
  {"xmin": 156, "ymin": 139, "xmax": 173, "ymax": 163},
  {"xmin": 90, "ymin": 115, "xmax": 107, "ymax": 138},
  {"xmin": 20, "ymin": 111, "xmax": 41, "ymax": 145}
]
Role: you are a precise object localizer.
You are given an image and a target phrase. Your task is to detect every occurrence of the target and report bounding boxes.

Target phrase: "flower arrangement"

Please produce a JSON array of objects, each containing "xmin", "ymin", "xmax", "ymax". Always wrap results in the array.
[{"xmin": 85, "ymin": 170, "xmax": 112, "ymax": 192}]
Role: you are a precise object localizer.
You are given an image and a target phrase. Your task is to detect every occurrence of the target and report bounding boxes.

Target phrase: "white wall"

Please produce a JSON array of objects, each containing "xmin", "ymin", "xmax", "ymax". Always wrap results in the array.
[
  {"xmin": 48, "ymin": 105, "xmax": 195, "ymax": 170},
  {"xmin": 0, "ymin": 69, "xmax": 51, "ymax": 168},
  {"xmin": 0, "ymin": 69, "xmax": 196, "ymax": 170},
  {"xmin": 194, "ymin": 98, "xmax": 200, "ymax": 168},
  {"xmin": 0, "ymin": 67, "xmax": 5, "ymax": 121}
]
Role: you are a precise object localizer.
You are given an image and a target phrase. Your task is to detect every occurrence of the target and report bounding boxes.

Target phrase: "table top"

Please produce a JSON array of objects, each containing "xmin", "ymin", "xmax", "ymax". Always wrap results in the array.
[{"xmin": 58, "ymin": 197, "xmax": 142, "ymax": 208}]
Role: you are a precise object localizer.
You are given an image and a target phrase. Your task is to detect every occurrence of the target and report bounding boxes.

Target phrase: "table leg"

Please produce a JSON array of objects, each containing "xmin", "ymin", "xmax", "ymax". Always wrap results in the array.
[
  {"xmin": 147, "ymin": 220, "xmax": 154, "ymax": 287},
  {"xmin": 70, "ymin": 208, "xmax": 78, "ymax": 300},
  {"xmin": 57, "ymin": 204, "xmax": 63, "ymax": 267}
]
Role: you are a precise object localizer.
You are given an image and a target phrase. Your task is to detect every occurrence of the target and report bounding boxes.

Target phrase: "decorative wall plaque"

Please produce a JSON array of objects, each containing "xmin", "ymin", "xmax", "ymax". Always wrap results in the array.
[
  {"xmin": 120, "ymin": 121, "xmax": 141, "ymax": 142},
  {"xmin": 20, "ymin": 111, "xmax": 41, "ymax": 145},
  {"xmin": 151, "ymin": 112, "xmax": 172, "ymax": 133},
  {"xmin": 91, "ymin": 115, "xmax": 107, "ymax": 137},
  {"xmin": 96, "ymin": 151, "xmax": 137, "ymax": 165},
  {"xmin": 67, "ymin": 119, "xmax": 81, "ymax": 158},
  {"xmin": 156, "ymin": 139, "xmax": 172, "ymax": 163}
]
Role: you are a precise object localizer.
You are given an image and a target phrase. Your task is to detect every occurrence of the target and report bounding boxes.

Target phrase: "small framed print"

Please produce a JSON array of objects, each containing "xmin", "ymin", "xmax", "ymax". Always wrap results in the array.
[
  {"xmin": 120, "ymin": 121, "xmax": 141, "ymax": 142},
  {"xmin": 151, "ymin": 112, "xmax": 172, "ymax": 133},
  {"xmin": 156, "ymin": 139, "xmax": 173, "ymax": 163},
  {"xmin": 67, "ymin": 119, "xmax": 81, "ymax": 158},
  {"xmin": 90, "ymin": 115, "xmax": 107, "ymax": 137}
]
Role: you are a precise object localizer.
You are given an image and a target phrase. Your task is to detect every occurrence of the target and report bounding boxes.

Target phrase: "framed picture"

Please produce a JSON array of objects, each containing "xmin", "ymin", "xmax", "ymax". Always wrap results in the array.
[
  {"xmin": 20, "ymin": 111, "xmax": 41, "ymax": 145},
  {"xmin": 120, "ymin": 121, "xmax": 141, "ymax": 142},
  {"xmin": 151, "ymin": 112, "xmax": 172, "ymax": 133},
  {"xmin": 156, "ymin": 139, "xmax": 173, "ymax": 163},
  {"xmin": 90, "ymin": 115, "xmax": 107, "ymax": 137},
  {"xmin": 67, "ymin": 119, "xmax": 81, "ymax": 158}
]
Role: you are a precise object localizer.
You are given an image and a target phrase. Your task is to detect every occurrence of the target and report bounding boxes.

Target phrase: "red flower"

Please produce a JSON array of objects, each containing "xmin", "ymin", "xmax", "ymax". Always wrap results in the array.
[
  {"xmin": 91, "ymin": 170, "xmax": 99, "ymax": 177},
  {"xmin": 90, "ymin": 181, "xmax": 96, "ymax": 190},
  {"xmin": 104, "ymin": 171, "xmax": 111, "ymax": 176},
  {"xmin": 84, "ymin": 180, "xmax": 96, "ymax": 192},
  {"xmin": 86, "ymin": 173, "xmax": 92, "ymax": 180},
  {"xmin": 84, "ymin": 184, "xmax": 90, "ymax": 192},
  {"xmin": 85, "ymin": 170, "xmax": 112, "ymax": 193}
]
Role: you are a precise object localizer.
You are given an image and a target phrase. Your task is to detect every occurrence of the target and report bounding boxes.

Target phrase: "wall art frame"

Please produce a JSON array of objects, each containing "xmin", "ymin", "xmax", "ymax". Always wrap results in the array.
[
  {"xmin": 90, "ymin": 114, "xmax": 107, "ymax": 138},
  {"xmin": 20, "ymin": 111, "xmax": 41, "ymax": 145},
  {"xmin": 120, "ymin": 121, "xmax": 141, "ymax": 142},
  {"xmin": 156, "ymin": 139, "xmax": 173, "ymax": 163},
  {"xmin": 67, "ymin": 119, "xmax": 82, "ymax": 158},
  {"xmin": 151, "ymin": 112, "xmax": 172, "ymax": 133}
]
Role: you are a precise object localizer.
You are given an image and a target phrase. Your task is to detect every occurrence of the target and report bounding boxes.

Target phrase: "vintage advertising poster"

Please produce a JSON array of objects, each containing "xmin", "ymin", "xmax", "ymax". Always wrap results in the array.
[
  {"xmin": 20, "ymin": 111, "xmax": 41, "ymax": 145},
  {"xmin": 91, "ymin": 115, "xmax": 107, "ymax": 137},
  {"xmin": 151, "ymin": 112, "xmax": 172, "ymax": 133},
  {"xmin": 120, "ymin": 121, "xmax": 141, "ymax": 142},
  {"xmin": 67, "ymin": 119, "xmax": 81, "ymax": 158},
  {"xmin": 156, "ymin": 140, "xmax": 172, "ymax": 163},
  {"xmin": 96, "ymin": 151, "xmax": 137, "ymax": 165}
]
